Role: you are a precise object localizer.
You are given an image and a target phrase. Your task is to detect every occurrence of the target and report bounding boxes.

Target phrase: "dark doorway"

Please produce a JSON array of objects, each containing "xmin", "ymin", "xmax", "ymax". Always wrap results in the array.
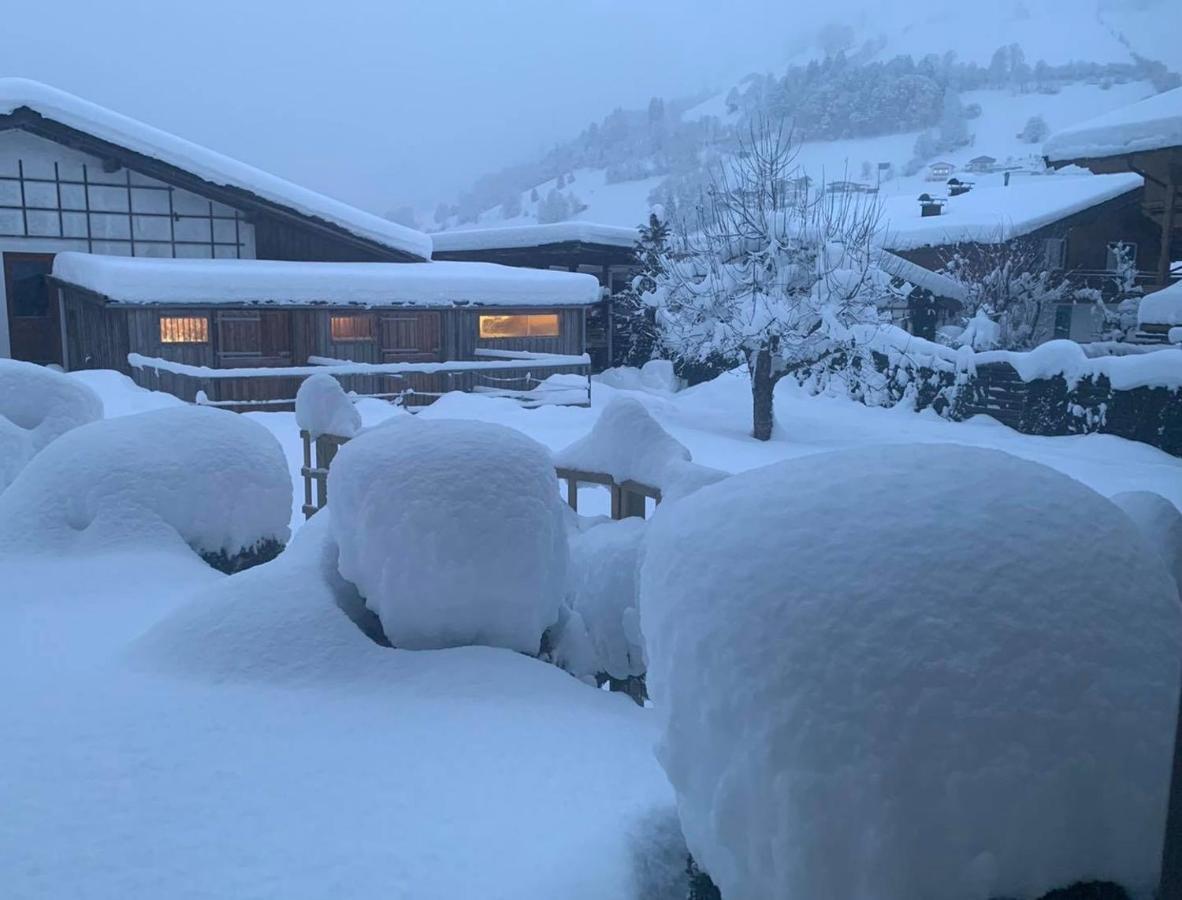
[{"xmin": 4, "ymin": 253, "xmax": 60, "ymax": 365}]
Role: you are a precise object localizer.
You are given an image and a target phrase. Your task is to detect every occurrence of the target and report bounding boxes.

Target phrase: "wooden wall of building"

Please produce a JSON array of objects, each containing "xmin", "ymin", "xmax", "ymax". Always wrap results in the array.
[{"xmin": 253, "ymin": 215, "xmax": 405, "ymax": 263}]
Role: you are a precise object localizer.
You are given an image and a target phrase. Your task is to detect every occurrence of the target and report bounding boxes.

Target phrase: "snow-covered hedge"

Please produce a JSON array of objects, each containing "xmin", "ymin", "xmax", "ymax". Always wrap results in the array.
[
  {"xmin": 0, "ymin": 359, "xmax": 102, "ymax": 491},
  {"xmin": 0, "ymin": 406, "xmax": 291, "ymax": 567},
  {"xmin": 547, "ymin": 517, "xmax": 647, "ymax": 683},
  {"xmin": 641, "ymin": 444, "xmax": 1181, "ymax": 900},
  {"xmin": 328, "ymin": 417, "xmax": 568, "ymax": 653}
]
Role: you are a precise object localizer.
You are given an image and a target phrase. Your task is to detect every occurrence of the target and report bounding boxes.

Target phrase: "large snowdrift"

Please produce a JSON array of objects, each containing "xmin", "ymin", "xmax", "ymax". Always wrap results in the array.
[
  {"xmin": 0, "ymin": 77, "xmax": 433, "ymax": 260},
  {"xmin": 52, "ymin": 252, "xmax": 602, "ymax": 308},
  {"xmin": 329, "ymin": 418, "xmax": 568, "ymax": 653},
  {"xmin": 0, "ymin": 406, "xmax": 290, "ymax": 561},
  {"xmin": 0, "ymin": 359, "xmax": 102, "ymax": 491},
  {"xmin": 641, "ymin": 444, "xmax": 1181, "ymax": 900}
]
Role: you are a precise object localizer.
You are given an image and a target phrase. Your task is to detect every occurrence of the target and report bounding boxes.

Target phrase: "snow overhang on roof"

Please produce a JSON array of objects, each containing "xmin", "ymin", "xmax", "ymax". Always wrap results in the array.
[
  {"xmin": 431, "ymin": 222, "xmax": 640, "ymax": 254},
  {"xmin": 879, "ymin": 172, "xmax": 1143, "ymax": 251},
  {"xmin": 1044, "ymin": 86, "xmax": 1182, "ymax": 162},
  {"xmin": 0, "ymin": 78, "xmax": 434, "ymax": 261},
  {"xmin": 1139, "ymin": 281, "xmax": 1182, "ymax": 328},
  {"xmin": 51, "ymin": 254, "xmax": 603, "ymax": 308},
  {"xmin": 878, "ymin": 251, "xmax": 968, "ymax": 303}
]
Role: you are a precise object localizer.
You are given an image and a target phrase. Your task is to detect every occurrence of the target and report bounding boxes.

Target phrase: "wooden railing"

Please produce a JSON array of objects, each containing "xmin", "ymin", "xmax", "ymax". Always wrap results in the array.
[{"xmin": 301, "ymin": 434, "xmax": 661, "ymax": 521}]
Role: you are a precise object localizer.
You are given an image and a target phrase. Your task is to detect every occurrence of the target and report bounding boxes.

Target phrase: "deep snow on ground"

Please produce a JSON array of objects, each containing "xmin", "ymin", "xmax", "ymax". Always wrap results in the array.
[{"xmin": 2, "ymin": 368, "xmax": 1179, "ymax": 898}]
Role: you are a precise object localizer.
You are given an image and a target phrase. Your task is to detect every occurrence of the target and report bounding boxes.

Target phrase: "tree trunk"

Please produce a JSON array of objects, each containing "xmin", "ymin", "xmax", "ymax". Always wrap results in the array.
[{"xmin": 751, "ymin": 347, "xmax": 776, "ymax": 441}]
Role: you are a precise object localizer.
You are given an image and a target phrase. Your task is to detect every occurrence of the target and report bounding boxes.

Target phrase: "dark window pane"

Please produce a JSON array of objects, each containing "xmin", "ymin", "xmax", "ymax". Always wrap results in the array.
[{"xmin": 10, "ymin": 261, "xmax": 51, "ymax": 317}]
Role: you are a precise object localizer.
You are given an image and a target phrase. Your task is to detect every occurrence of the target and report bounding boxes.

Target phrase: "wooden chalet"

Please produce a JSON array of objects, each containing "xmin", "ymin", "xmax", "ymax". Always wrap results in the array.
[
  {"xmin": 881, "ymin": 173, "xmax": 1159, "ymax": 342},
  {"xmin": 49, "ymin": 254, "xmax": 599, "ymax": 407},
  {"xmin": 1045, "ymin": 86, "xmax": 1182, "ymax": 287},
  {"xmin": 431, "ymin": 222, "xmax": 640, "ymax": 369}
]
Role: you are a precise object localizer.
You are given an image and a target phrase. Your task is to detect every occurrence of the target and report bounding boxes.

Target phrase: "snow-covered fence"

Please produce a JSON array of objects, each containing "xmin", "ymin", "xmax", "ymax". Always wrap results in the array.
[
  {"xmin": 797, "ymin": 330, "xmax": 1182, "ymax": 456},
  {"xmin": 127, "ymin": 349, "xmax": 592, "ymax": 410}
]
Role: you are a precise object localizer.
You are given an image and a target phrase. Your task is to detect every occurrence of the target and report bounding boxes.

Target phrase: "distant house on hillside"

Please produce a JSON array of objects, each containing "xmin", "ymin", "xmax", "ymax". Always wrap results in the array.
[
  {"xmin": 432, "ymin": 222, "xmax": 640, "ymax": 369},
  {"xmin": 965, "ymin": 155, "xmax": 998, "ymax": 173},
  {"xmin": 881, "ymin": 172, "xmax": 1159, "ymax": 343},
  {"xmin": 926, "ymin": 162, "xmax": 956, "ymax": 181}
]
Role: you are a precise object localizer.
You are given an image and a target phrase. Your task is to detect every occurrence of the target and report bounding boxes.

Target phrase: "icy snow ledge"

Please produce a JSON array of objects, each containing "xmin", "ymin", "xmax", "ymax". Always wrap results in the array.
[
  {"xmin": 328, "ymin": 417, "xmax": 568, "ymax": 653},
  {"xmin": 641, "ymin": 444, "xmax": 1182, "ymax": 900},
  {"xmin": 53, "ymin": 253, "xmax": 602, "ymax": 308},
  {"xmin": 295, "ymin": 373, "xmax": 361, "ymax": 439},
  {"xmin": 1140, "ymin": 280, "xmax": 1182, "ymax": 328},
  {"xmin": 0, "ymin": 78, "xmax": 433, "ymax": 260},
  {"xmin": 0, "ymin": 406, "xmax": 290, "ymax": 561},
  {"xmin": 1045, "ymin": 85, "xmax": 1182, "ymax": 161},
  {"xmin": 554, "ymin": 397, "xmax": 725, "ymax": 502},
  {"xmin": 0, "ymin": 359, "xmax": 103, "ymax": 492}
]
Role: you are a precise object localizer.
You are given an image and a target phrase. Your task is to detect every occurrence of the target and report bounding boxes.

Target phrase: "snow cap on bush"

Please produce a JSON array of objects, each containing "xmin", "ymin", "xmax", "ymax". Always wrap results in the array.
[
  {"xmin": 0, "ymin": 359, "xmax": 102, "ymax": 491},
  {"xmin": 641, "ymin": 444, "xmax": 1181, "ymax": 900},
  {"xmin": 295, "ymin": 373, "xmax": 361, "ymax": 439},
  {"xmin": 0, "ymin": 405, "xmax": 291, "ymax": 560},
  {"xmin": 329, "ymin": 417, "xmax": 568, "ymax": 653}
]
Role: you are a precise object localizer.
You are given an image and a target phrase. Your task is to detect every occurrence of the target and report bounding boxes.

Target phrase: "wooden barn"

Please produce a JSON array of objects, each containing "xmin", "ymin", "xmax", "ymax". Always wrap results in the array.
[
  {"xmin": 880, "ymin": 172, "xmax": 1160, "ymax": 343},
  {"xmin": 0, "ymin": 77, "xmax": 433, "ymax": 369},
  {"xmin": 431, "ymin": 223, "xmax": 640, "ymax": 369},
  {"xmin": 49, "ymin": 253, "xmax": 600, "ymax": 407}
]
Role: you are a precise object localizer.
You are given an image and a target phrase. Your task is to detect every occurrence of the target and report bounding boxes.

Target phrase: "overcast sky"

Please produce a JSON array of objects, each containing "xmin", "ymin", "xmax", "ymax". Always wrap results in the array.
[
  {"xmin": 1, "ymin": 0, "xmax": 1161, "ymax": 220},
  {"xmin": 2, "ymin": 0, "xmax": 820, "ymax": 217}
]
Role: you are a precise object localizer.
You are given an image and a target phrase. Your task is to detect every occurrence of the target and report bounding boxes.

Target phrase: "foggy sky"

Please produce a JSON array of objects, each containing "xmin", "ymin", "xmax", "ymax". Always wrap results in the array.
[{"xmin": 0, "ymin": 0, "xmax": 1131, "ymax": 219}]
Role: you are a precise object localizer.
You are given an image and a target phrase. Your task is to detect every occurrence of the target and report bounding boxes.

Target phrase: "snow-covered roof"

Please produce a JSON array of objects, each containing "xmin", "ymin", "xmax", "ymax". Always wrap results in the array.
[
  {"xmin": 431, "ymin": 222, "xmax": 640, "ymax": 254},
  {"xmin": 1139, "ymin": 281, "xmax": 1182, "ymax": 328},
  {"xmin": 879, "ymin": 173, "xmax": 1143, "ymax": 251},
  {"xmin": 878, "ymin": 252, "xmax": 968, "ymax": 303},
  {"xmin": 51, "ymin": 254, "xmax": 602, "ymax": 308},
  {"xmin": 1045, "ymin": 86, "xmax": 1182, "ymax": 162},
  {"xmin": 0, "ymin": 78, "xmax": 433, "ymax": 261}
]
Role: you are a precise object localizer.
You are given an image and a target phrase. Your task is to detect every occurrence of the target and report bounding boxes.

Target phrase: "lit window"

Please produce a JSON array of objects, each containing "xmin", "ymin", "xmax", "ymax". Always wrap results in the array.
[
  {"xmin": 331, "ymin": 314, "xmax": 375, "ymax": 342},
  {"xmin": 478, "ymin": 313, "xmax": 560, "ymax": 339},
  {"xmin": 159, "ymin": 315, "xmax": 209, "ymax": 344}
]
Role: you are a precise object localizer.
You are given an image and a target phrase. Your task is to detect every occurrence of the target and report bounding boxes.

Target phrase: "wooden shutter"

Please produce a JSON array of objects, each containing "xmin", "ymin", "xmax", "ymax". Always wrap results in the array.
[
  {"xmin": 216, "ymin": 310, "xmax": 292, "ymax": 367},
  {"xmin": 380, "ymin": 312, "xmax": 441, "ymax": 362}
]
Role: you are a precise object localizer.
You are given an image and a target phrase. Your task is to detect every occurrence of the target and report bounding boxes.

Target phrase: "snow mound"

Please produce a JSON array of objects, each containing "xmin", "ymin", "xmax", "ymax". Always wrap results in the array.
[
  {"xmin": 555, "ymin": 397, "xmax": 725, "ymax": 502},
  {"xmin": 329, "ymin": 417, "xmax": 568, "ymax": 653},
  {"xmin": 1113, "ymin": 491, "xmax": 1182, "ymax": 595},
  {"xmin": 596, "ymin": 360, "xmax": 683, "ymax": 395},
  {"xmin": 640, "ymin": 444, "xmax": 1182, "ymax": 900},
  {"xmin": 0, "ymin": 359, "xmax": 102, "ymax": 491},
  {"xmin": 295, "ymin": 373, "xmax": 361, "ymax": 439},
  {"xmin": 0, "ymin": 406, "xmax": 291, "ymax": 561},
  {"xmin": 550, "ymin": 518, "xmax": 647, "ymax": 681}
]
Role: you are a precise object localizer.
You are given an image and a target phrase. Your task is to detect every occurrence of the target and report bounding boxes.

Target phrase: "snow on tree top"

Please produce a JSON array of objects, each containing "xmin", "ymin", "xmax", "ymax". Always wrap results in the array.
[
  {"xmin": 1045, "ymin": 86, "xmax": 1182, "ymax": 161},
  {"xmin": 1140, "ymin": 280, "xmax": 1182, "ymax": 328},
  {"xmin": 51, "ymin": 253, "xmax": 602, "ymax": 308},
  {"xmin": 879, "ymin": 172, "xmax": 1142, "ymax": 250},
  {"xmin": 431, "ymin": 222, "xmax": 640, "ymax": 253},
  {"xmin": 0, "ymin": 78, "xmax": 434, "ymax": 261}
]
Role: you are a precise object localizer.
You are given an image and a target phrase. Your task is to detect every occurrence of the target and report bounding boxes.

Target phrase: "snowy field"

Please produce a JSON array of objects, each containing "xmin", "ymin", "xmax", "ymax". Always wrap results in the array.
[{"xmin": 2, "ymin": 368, "xmax": 1181, "ymax": 899}]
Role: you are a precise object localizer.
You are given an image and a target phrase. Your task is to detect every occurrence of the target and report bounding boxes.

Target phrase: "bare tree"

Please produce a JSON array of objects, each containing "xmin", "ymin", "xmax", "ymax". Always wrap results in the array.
[{"xmin": 646, "ymin": 119, "xmax": 888, "ymax": 440}]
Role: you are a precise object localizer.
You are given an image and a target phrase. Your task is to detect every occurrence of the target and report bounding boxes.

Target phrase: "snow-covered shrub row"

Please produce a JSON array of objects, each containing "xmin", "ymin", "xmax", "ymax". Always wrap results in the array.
[
  {"xmin": 295, "ymin": 373, "xmax": 361, "ymax": 439},
  {"xmin": 329, "ymin": 417, "xmax": 568, "ymax": 653},
  {"xmin": 0, "ymin": 359, "xmax": 102, "ymax": 491},
  {"xmin": 555, "ymin": 397, "xmax": 725, "ymax": 503},
  {"xmin": 641, "ymin": 444, "xmax": 1181, "ymax": 900},
  {"xmin": 0, "ymin": 406, "xmax": 291, "ymax": 567},
  {"xmin": 547, "ymin": 517, "xmax": 646, "ymax": 684}
]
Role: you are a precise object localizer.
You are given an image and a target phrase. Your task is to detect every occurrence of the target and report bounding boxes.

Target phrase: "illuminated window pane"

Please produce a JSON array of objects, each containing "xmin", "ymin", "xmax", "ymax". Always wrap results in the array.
[
  {"xmin": 478, "ymin": 313, "xmax": 560, "ymax": 338},
  {"xmin": 331, "ymin": 314, "xmax": 374, "ymax": 342},
  {"xmin": 159, "ymin": 315, "xmax": 209, "ymax": 343}
]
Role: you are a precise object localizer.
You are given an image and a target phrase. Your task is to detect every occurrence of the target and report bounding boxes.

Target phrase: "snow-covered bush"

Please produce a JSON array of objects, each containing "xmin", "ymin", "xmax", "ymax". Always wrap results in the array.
[
  {"xmin": 0, "ymin": 359, "xmax": 102, "ymax": 491},
  {"xmin": 295, "ymin": 373, "xmax": 361, "ymax": 439},
  {"xmin": 555, "ymin": 397, "xmax": 724, "ymax": 503},
  {"xmin": 0, "ymin": 406, "xmax": 291, "ymax": 568},
  {"xmin": 1112, "ymin": 490, "xmax": 1182, "ymax": 595},
  {"xmin": 548, "ymin": 517, "xmax": 647, "ymax": 683},
  {"xmin": 329, "ymin": 417, "xmax": 568, "ymax": 653},
  {"xmin": 641, "ymin": 444, "xmax": 1181, "ymax": 900}
]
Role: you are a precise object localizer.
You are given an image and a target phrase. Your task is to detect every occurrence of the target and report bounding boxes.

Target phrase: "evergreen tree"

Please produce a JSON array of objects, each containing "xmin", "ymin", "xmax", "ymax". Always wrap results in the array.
[{"xmin": 611, "ymin": 211, "xmax": 671, "ymax": 367}]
